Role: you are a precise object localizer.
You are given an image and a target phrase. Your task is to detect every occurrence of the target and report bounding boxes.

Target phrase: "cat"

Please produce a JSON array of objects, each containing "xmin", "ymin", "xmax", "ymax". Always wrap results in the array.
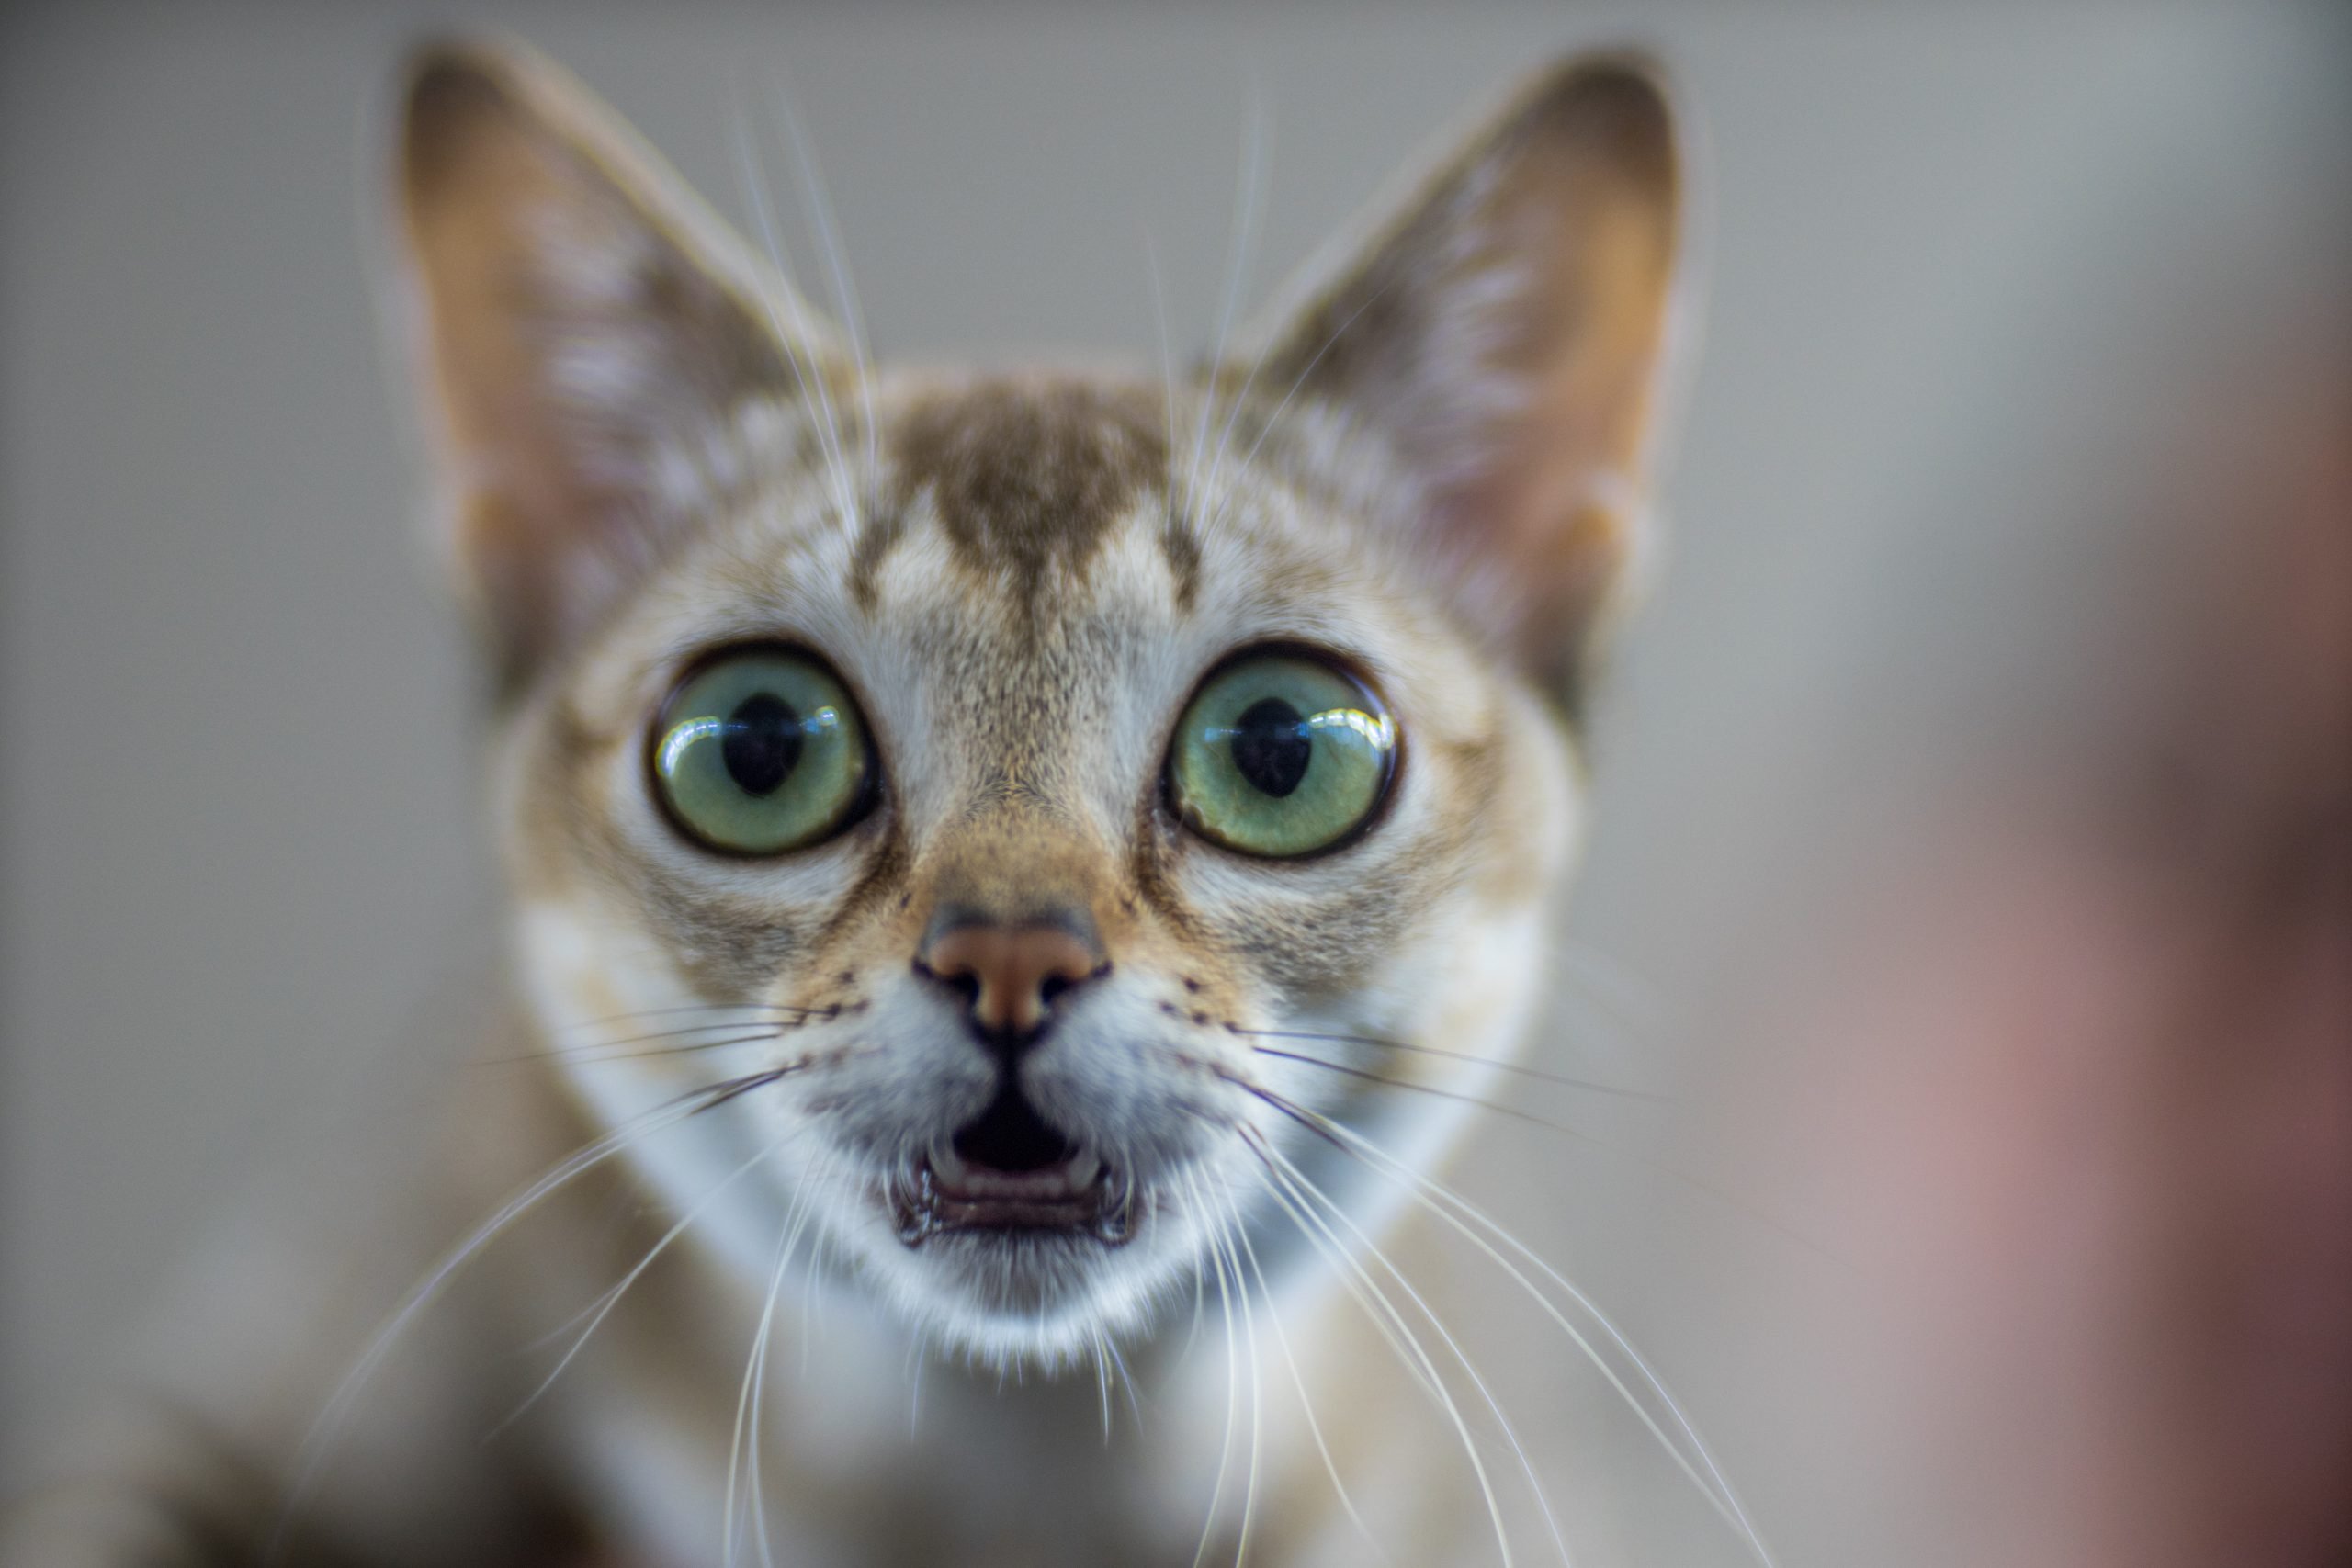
[{"xmin": 3, "ymin": 35, "xmax": 1749, "ymax": 1568}]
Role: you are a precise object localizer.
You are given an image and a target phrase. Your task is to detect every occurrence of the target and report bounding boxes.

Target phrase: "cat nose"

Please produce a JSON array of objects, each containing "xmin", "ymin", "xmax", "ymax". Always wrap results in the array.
[{"xmin": 915, "ymin": 911, "xmax": 1106, "ymax": 1060}]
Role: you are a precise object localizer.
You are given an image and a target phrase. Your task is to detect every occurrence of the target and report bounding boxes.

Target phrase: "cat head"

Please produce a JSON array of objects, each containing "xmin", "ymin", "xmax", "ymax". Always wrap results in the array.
[{"xmin": 390, "ymin": 39, "xmax": 1683, "ymax": 1364}]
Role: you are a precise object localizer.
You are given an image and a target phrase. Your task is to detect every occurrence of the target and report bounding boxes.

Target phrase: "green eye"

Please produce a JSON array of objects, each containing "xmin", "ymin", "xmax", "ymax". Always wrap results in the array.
[
  {"xmin": 650, "ymin": 649, "xmax": 873, "ymax": 855},
  {"xmin": 1168, "ymin": 651, "xmax": 1397, "ymax": 858}
]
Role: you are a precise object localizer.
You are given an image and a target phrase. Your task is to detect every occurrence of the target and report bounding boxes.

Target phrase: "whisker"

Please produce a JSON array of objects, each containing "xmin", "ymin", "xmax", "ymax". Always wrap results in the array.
[
  {"xmin": 793, "ymin": 1164, "xmax": 831, "ymax": 1379},
  {"xmin": 1238, "ymin": 1129, "xmax": 1525, "ymax": 1567},
  {"xmin": 563, "ymin": 1032, "xmax": 796, "ymax": 1069},
  {"xmin": 1233, "ymin": 1052, "xmax": 1841, "ymax": 1269},
  {"xmin": 748, "ymin": 1216, "xmax": 802, "ymax": 1568},
  {"xmin": 725, "ymin": 1201, "xmax": 799, "ymax": 1568},
  {"xmin": 1206, "ymin": 272, "xmax": 1402, "ymax": 529},
  {"xmin": 1177, "ymin": 1108, "xmax": 1440, "ymax": 1408},
  {"xmin": 1256, "ymin": 1087, "xmax": 1777, "ymax": 1567},
  {"xmin": 1248, "ymin": 1046, "xmax": 1618, "ymax": 1144},
  {"xmin": 1189, "ymin": 90, "xmax": 1271, "ymax": 515},
  {"xmin": 729, "ymin": 91, "xmax": 860, "ymax": 536},
  {"xmin": 1103, "ymin": 1334, "xmax": 1145, "ymax": 1435},
  {"xmin": 1208, "ymin": 1190, "xmax": 1267, "ymax": 1568},
  {"xmin": 1332, "ymin": 1118, "xmax": 1776, "ymax": 1566},
  {"xmin": 1184, "ymin": 1168, "xmax": 1243, "ymax": 1568},
  {"xmin": 497, "ymin": 1024, "xmax": 794, "ymax": 1069},
  {"xmin": 1182, "ymin": 1238, "xmax": 1210, "ymax": 1359},
  {"xmin": 1140, "ymin": 225, "xmax": 1199, "ymax": 577},
  {"xmin": 1091, "ymin": 1325, "xmax": 1114, "ymax": 1445},
  {"xmin": 906, "ymin": 1326, "xmax": 929, "ymax": 1434},
  {"xmin": 274, "ymin": 1065, "xmax": 796, "ymax": 1562},
  {"xmin": 764, "ymin": 74, "xmax": 878, "ymax": 485},
  {"xmin": 1230, "ymin": 1027, "xmax": 1671, "ymax": 1103},
  {"xmin": 695, "ymin": 1058, "xmax": 828, "ymax": 1115},
  {"xmin": 1252, "ymin": 1128, "xmax": 1573, "ymax": 1568},
  {"xmin": 487, "ymin": 1136, "xmax": 786, "ymax": 1438},
  {"xmin": 1216, "ymin": 1068, "xmax": 1351, "ymax": 1156},
  {"xmin": 753, "ymin": 1174, "xmax": 824, "ymax": 1568},
  {"xmin": 475, "ymin": 1005, "xmax": 811, "ymax": 1067},
  {"xmin": 548, "ymin": 1002, "xmax": 800, "ymax": 1035},
  {"xmin": 1230, "ymin": 1214, "xmax": 1392, "ymax": 1566},
  {"xmin": 1198, "ymin": 89, "xmax": 1277, "ymax": 513}
]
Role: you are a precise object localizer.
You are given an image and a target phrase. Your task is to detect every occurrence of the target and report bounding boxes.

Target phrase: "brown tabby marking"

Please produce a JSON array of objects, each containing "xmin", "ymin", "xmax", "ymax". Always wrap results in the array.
[{"xmin": 882, "ymin": 379, "xmax": 1170, "ymax": 615}]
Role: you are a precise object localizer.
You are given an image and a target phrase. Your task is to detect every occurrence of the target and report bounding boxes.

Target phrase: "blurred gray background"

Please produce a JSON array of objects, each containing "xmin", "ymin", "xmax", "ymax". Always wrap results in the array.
[{"xmin": 4, "ymin": 2, "xmax": 2345, "ymax": 1560}]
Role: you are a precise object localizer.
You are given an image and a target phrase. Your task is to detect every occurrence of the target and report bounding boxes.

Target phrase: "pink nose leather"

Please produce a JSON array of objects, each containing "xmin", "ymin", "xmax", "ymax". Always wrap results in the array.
[{"xmin": 921, "ymin": 923, "xmax": 1101, "ymax": 1039}]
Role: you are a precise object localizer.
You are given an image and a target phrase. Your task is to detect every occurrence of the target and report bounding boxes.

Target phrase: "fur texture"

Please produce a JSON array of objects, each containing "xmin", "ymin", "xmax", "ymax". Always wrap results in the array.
[{"xmin": 3, "ymin": 37, "xmax": 1704, "ymax": 1568}]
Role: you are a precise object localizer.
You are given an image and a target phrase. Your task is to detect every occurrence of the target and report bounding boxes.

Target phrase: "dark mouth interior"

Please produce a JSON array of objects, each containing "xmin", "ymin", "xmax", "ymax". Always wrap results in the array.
[
  {"xmin": 899, "ymin": 1087, "xmax": 1136, "ymax": 1250},
  {"xmin": 951, "ymin": 1082, "xmax": 1076, "ymax": 1173}
]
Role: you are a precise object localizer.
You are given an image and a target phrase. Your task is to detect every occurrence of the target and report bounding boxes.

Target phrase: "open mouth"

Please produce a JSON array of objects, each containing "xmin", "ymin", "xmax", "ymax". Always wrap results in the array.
[{"xmin": 891, "ymin": 1083, "xmax": 1137, "ymax": 1247}]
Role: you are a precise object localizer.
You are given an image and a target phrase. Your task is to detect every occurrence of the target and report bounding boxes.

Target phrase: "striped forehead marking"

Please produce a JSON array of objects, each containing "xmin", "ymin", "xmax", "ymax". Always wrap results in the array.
[{"xmin": 849, "ymin": 379, "xmax": 1181, "ymax": 615}]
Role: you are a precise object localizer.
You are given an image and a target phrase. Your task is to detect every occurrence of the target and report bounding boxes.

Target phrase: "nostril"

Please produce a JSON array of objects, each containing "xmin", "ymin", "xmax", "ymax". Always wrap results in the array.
[
  {"xmin": 1036, "ymin": 961, "xmax": 1111, "ymax": 1016},
  {"xmin": 917, "ymin": 922, "xmax": 1106, "ymax": 1049},
  {"xmin": 915, "ymin": 958, "xmax": 982, "ymax": 1010}
]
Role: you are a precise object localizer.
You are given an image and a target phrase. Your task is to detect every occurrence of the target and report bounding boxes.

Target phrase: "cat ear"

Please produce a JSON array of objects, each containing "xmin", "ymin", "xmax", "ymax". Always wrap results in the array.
[
  {"xmin": 1231, "ymin": 56, "xmax": 1685, "ymax": 696},
  {"xmin": 392, "ymin": 39, "xmax": 850, "ymax": 687}
]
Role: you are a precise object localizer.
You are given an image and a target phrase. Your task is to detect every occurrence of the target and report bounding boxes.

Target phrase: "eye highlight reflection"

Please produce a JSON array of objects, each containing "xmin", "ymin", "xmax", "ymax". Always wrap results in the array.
[
  {"xmin": 649, "ymin": 649, "xmax": 872, "ymax": 855},
  {"xmin": 1169, "ymin": 651, "xmax": 1397, "ymax": 858}
]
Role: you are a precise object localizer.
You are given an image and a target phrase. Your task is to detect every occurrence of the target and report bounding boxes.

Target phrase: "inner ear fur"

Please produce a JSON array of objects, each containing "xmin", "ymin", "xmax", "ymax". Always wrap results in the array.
[
  {"xmin": 1233, "ymin": 54, "xmax": 1685, "ymax": 698},
  {"xmin": 393, "ymin": 38, "xmax": 850, "ymax": 689}
]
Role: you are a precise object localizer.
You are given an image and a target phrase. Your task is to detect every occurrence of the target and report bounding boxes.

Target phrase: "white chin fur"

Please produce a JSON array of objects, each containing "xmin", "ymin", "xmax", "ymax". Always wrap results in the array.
[{"xmin": 836, "ymin": 1202, "xmax": 1177, "ymax": 1371}]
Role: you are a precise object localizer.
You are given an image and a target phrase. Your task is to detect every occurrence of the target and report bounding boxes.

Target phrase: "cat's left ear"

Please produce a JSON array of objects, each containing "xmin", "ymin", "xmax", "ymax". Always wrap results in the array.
[
  {"xmin": 1229, "ymin": 56, "xmax": 1687, "ymax": 696},
  {"xmin": 391, "ymin": 38, "xmax": 851, "ymax": 689}
]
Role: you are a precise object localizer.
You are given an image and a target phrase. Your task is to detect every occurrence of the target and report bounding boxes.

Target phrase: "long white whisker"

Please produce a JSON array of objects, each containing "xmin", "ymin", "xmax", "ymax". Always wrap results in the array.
[
  {"xmin": 1178, "ymin": 1152, "xmax": 1211, "ymax": 1362},
  {"xmin": 1190, "ymin": 91, "xmax": 1270, "ymax": 513},
  {"xmin": 490, "ymin": 1136, "xmax": 784, "ymax": 1437},
  {"xmin": 1232, "ymin": 1201, "xmax": 1391, "ymax": 1565},
  {"xmin": 757, "ymin": 1170, "xmax": 832, "ymax": 1568},
  {"xmin": 1141, "ymin": 227, "xmax": 1193, "ymax": 550},
  {"xmin": 729, "ymin": 96, "xmax": 858, "ymax": 533},
  {"xmin": 1251, "ymin": 1129, "xmax": 1549, "ymax": 1567},
  {"xmin": 747, "ymin": 1267, "xmax": 783, "ymax": 1568},
  {"xmin": 724, "ymin": 1203, "xmax": 787, "ymax": 1568},
  {"xmin": 1185, "ymin": 1168, "xmax": 1242, "ymax": 1568},
  {"xmin": 1091, "ymin": 1326, "xmax": 1114, "ymax": 1445},
  {"xmin": 1210, "ymin": 1193, "xmax": 1266, "ymax": 1568},
  {"xmin": 275, "ymin": 1084, "xmax": 733, "ymax": 1559},
  {"xmin": 549, "ymin": 1001, "xmax": 797, "ymax": 1033},
  {"xmin": 797, "ymin": 1198, "xmax": 823, "ymax": 1378},
  {"xmin": 1208, "ymin": 272, "xmax": 1401, "ymax": 533},
  {"xmin": 1204, "ymin": 1112, "xmax": 1440, "ymax": 1407},
  {"xmin": 765, "ymin": 75, "xmax": 878, "ymax": 485},
  {"xmin": 907, "ymin": 1326, "xmax": 929, "ymax": 1434},
  {"xmin": 533, "ymin": 1028, "xmax": 792, "ymax": 1072},
  {"xmin": 1312, "ymin": 1112, "xmax": 1774, "ymax": 1567},
  {"xmin": 1202, "ymin": 98, "xmax": 1304, "ymax": 516},
  {"xmin": 1250, "ymin": 1133, "xmax": 1505, "ymax": 1561},
  {"xmin": 1104, "ymin": 1334, "xmax": 1145, "ymax": 1434},
  {"xmin": 1269, "ymin": 1049, "xmax": 1833, "ymax": 1263},
  {"xmin": 1236, "ymin": 1027, "xmax": 1669, "ymax": 1103}
]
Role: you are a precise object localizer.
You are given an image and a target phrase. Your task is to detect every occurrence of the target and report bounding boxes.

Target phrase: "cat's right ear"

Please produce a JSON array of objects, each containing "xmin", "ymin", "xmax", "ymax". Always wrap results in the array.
[
  {"xmin": 391, "ymin": 39, "xmax": 849, "ymax": 689},
  {"xmin": 1227, "ymin": 56, "xmax": 1687, "ymax": 704}
]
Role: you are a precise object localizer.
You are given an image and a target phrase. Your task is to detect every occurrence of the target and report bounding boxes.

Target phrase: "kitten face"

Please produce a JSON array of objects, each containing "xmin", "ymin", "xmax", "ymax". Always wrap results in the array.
[
  {"xmin": 394, "ymin": 43, "xmax": 1679, "ymax": 1365},
  {"xmin": 497, "ymin": 373, "xmax": 1576, "ymax": 1358}
]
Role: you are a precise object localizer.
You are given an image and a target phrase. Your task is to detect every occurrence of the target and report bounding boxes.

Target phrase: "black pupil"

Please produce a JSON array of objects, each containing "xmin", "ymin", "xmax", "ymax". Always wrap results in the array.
[
  {"xmin": 1231, "ymin": 697, "xmax": 1314, "ymax": 798},
  {"xmin": 721, "ymin": 692, "xmax": 804, "ymax": 796}
]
